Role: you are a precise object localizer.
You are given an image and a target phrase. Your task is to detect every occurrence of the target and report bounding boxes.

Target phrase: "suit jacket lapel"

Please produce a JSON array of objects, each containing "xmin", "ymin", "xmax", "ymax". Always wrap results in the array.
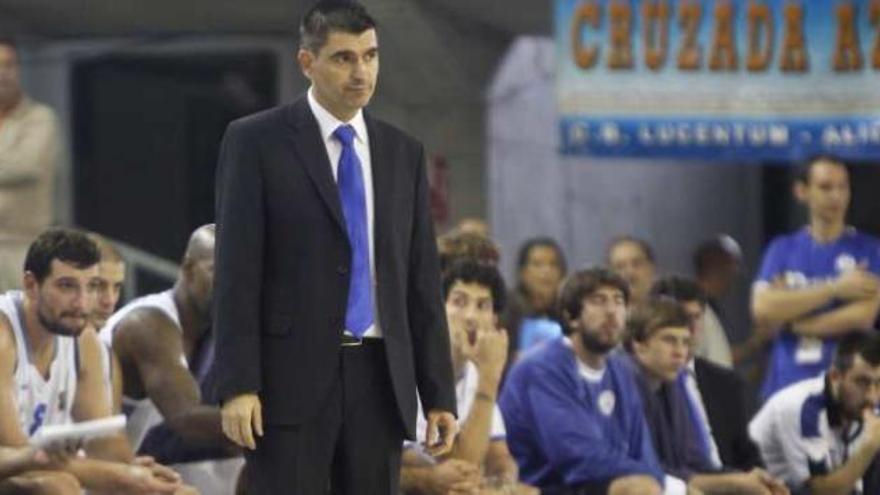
[{"xmin": 285, "ymin": 98, "xmax": 346, "ymax": 232}]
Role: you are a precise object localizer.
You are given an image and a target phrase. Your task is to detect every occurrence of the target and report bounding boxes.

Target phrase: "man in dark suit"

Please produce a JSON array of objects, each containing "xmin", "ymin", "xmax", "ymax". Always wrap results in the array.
[
  {"xmin": 212, "ymin": 2, "xmax": 458, "ymax": 493},
  {"xmin": 651, "ymin": 276, "xmax": 764, "ymax": 472}
]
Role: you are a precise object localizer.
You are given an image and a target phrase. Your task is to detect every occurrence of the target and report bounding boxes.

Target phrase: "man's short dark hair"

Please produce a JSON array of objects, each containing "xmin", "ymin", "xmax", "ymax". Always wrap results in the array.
[
  {"xmin": 515, "ymin": 237, "xmax": 568, "ymax": 275},
  {"xmin": 693, "ymin": 234, "xmax": 741, "ymax": 276},
  {"xmin": 623, "ymin": 297, "xmax": 691, "ymax": 352},
  {"xmin": 299, "ymin": 1, "xmax": 376, "ymax": 53},
  {"xmin": 606, "ymin": 235, "xmax": 656, "ymax": 264},
  {"xmin": 24, "ymin": 228, "xmax": 101, "ymax": 283},
  {"xmin": 558, "ymin": 267, "xmax": 629, "ymax": 336},
  {"xmin": 796, "ymin": 155, "xmax": 849, "ymax": 185},
  {"xmin": 650, "ymin": 275, "xmax": 706, "ymax": 306},
  {"xmin": 437, "ymin": 231, "xmax": 500, "ymax": 273},
  {"xmin": 833, "ymin": 332, "xmax": 880, "ymax": 373},
  {"xmin": 442, "ymin": 258, "xmax": 506, "ymax": 314}
]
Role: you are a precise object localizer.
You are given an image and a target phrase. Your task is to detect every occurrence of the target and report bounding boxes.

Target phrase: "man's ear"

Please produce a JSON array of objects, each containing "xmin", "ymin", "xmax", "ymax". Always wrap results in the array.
[
  {"xmin": 297, "ymin": 48, "xmax": 314, "ymax": 77},
  {"xmin": 22, "ymin": 271, "xmax": 39, "ymax": 299},
  {"xmin": 793, "ymin": 181, "xmax": 807, "ymax": 204}
]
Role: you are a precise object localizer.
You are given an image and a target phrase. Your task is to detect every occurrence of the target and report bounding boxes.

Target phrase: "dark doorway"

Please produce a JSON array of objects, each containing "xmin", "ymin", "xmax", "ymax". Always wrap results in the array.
[{"xmin": 72, "ymin": 51, "xmax": 277, "ymax": 274}]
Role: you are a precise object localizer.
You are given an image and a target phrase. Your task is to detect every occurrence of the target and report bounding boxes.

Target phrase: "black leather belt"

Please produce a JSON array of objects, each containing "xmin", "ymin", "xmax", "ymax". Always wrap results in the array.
[{"xmin": 340, "ymin": 334, "xmax": 382, "ymax": 347}]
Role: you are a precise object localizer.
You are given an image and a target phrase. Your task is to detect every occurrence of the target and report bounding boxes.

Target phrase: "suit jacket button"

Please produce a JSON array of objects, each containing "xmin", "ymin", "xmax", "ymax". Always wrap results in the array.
[{"xmin": 337, "ymin": 265, "xmax": 349, "ymax": 275}]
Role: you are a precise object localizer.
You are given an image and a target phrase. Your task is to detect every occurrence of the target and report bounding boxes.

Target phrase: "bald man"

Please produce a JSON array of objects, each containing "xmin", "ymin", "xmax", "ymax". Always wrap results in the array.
[{"xmin": 98, "ymin": 225, "xmax": 242, "ymax": 495}]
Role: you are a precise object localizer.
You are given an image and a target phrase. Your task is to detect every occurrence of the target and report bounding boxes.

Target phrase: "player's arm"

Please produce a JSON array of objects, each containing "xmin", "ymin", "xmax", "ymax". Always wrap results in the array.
[
  {"xmin": 484, "ymin": 440, "xmax": 518, "ymax": 482},
  {"xmin": 791, "ymin": 294, "xmax": 880, "ymax": 339},
  {"xmin": 0, "ymin": 109, "xmax": 58, "ymax": 187},
  {"xmin": 0, "ymin": 317, "xmax": 32, "ymax": 447},
  {"xmin": 72, "ymin": 327, "xmax": 133, "ymax": 462},
  {"xmin": 751, "ymin": 283, "xmax": 838, "ymax": 329},
  {"xmin": 113, "ymin": 309, "xmax": 229, "ymax": 449},
  {"xmin": 808, "ymin": 412, "xmax": 880, "ymax": 495}
]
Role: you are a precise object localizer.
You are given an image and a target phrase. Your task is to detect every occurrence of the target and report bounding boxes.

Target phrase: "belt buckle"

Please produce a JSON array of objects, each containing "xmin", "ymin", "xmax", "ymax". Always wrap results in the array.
[{"xmin": 341, "ymin": 334, "xmax": 362, "ymax": 347}]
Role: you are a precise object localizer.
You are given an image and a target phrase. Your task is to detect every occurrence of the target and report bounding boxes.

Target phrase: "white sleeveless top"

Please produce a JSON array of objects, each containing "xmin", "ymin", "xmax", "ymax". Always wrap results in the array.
[
  {"xmin": 99, "ymin": 289, "xmax": 184, "ymax": 450},
  {"xmin": 0, "ymin": 291, "xmax": 78, "ymax": 437}
]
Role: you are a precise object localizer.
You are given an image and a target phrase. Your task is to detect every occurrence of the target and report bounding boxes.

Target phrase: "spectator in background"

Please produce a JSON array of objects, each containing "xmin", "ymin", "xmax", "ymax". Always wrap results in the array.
[
  {"xmin": 622, "ymin": 299, "xmax": 788, "ymax": 495},
  {"xmin": 501, "ymin": 237, "xmax": 567, "ymax": 358},
  {"xmin": 500, "ymin": 268, "xmax": 668, "ymax": 495},
  {"xmin": 751, "ymin": 156, "xmax": 880, "ymax": 402},
  {"xmin": 749, "ymin": 332, "xmax": 880, "ymax": 495},
  {"xmin": 691, "ymin": 235, "xmax": 740, "ymax": 368},
  {"xmin": 608, "ymin": 236, "xmax": 657, "ymax": 307},
  {"xmin": 0, "ymin": 38, "xmax": 60, "ymax": 292},
  {"xmin": 401, "ymin": 259, "xmax": 537, "ymax": 495},
  {"xmin": 456, "ymin": 217, "xmax": 490, "ymax": 237},
  {"xmin": 437, "ymin": 230, "xmax": 500, "ymax": 273},
  {"xmin": 651, "ymin": 276, "xmax": 763, "ymax": 472}
]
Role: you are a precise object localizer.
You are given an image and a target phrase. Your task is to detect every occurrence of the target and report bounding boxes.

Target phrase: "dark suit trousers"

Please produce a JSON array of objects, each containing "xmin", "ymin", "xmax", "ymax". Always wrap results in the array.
[{"xmin": 245, "ymin": 341, "xmax": 405, "ymax": 495}]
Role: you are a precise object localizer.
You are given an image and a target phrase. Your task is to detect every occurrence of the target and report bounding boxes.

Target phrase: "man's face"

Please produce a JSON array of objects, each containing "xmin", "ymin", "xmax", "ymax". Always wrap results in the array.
[
  {"xmin": 91, "ymin": 260, "xmax": 125, "ymax": 329},
  {"xmin": 184, "ymin": 256, "xmax": 214, "ymax": 316},
  {"xmin": 633, "ymin": 326, "xmax": 691, "ymax": 383},
  {"xmin": 25, "ymin": 260, "xmax": 99, "ymax": 337},
  {"xmin": 609, "ymin": 242, "xmax": 656, "ymax": 300},
  {"xmin": 680, "ymin": 300, "xmax": 705, "ymax": 352},
  {"xmin": 0, "ymin": 44, "xmax": 22, "ymax": 106},
  {"xmin": 445, "ymin": 281, "xmax": 495, "ymax": 364},
  {"xmin": 298, "ymin": 29, "xmax": 378, "ymax": 120},
  {"xmin": 797, "ymin": 161, "xmax": 850, "ymax": 226},
  {"xmin": 833, "ymin": 355, "xmax": 880, "ymax": 420},
  {"xmin": 569, "ymin": 285, "xmax": 627, "ymax": 354},
  {"xmin": 520, "ymin": 246, "xmax": 564, "ymax": 302}
]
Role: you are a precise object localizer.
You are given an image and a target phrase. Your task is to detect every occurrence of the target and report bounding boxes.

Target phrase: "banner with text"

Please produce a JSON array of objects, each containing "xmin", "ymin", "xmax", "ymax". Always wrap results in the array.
[{"xmin": 557, "ymin": 0, "xmax": 880, "ymax": 160}]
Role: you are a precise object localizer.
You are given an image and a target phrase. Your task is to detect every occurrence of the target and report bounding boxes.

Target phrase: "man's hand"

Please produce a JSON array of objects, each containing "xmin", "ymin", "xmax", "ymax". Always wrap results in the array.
[
  {"xmin": 473, "ymin": 324, "xmax": 508, "ymax": 385},
  {"xmin": 751, "ymin": 468, "xmax": 790, "ymax": 495},
  {"xmin": 424, "ymin": 410, "xmax": 458, "ymax": 457},
  {"xmin": 862, "ymin": 409, "xmax": 880, "ymax": 452},
  {"xmin": 133, "ymin": 456, "xmax": 181, "ymax": 484},
  {"xmin": 114, "ymin": 463, "xmax": 182, "ymax": 494},
  {"xmin": 833, "ymin": 266, "xmax": 880, "ymax": 301},
  {"xmin": 427, "ymin": 459, "xmax": 479, "ymax": 495},
  {"xmin": 221, "ymin": 393, "xmax": 263, "ymax": 450}
]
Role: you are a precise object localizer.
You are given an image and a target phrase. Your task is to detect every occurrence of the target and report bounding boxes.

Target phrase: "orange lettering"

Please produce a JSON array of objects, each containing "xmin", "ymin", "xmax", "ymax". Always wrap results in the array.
[
  {"xmin": 781, "ymin": 1, "xmax": 808, "ymax": 72},
  {"xmin": 834, "ymin": 1, "xmax": 862, "ymax": 71},
  {"xmin": 608, "ymin": 0, "xmax": 634, "ymax": 69},
  {"xmin": 571, "ymin": 1, "xmax": 601, "ymax": 69},
  {"xmin": 747, "ymin": 0, "xmax": 774, "ymax": 71},
  {"xmin": 678, "ymin": 1, "xmax": 702, "ymax": 70},
  {"xmin": 642, "ymin": 0, "xmax": 671, "ymax": 70},
  {"xmin": 710, "ymin": 0, "xmax": 738, "ymax": 70}
]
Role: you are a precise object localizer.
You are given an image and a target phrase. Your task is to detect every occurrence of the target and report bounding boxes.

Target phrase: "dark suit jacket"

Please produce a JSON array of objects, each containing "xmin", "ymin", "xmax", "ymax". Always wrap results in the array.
[
  {"xmin": 694, "ymin": 357, "xmax": 763, "ymax": 470},
  {"xmin": 212, "ymin": 96, "xmax": 456, "ymax": 438}
]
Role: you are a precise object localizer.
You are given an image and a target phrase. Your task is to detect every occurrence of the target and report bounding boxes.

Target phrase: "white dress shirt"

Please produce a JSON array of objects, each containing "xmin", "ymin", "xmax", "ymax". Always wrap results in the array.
[{"xmin": 307, "ymin": 88, "xmax": 381, "ymax": 338}]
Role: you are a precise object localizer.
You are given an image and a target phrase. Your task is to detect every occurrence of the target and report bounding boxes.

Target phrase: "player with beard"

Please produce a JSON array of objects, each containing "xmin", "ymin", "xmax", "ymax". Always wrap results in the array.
[
  {"xmin": 750, "ymin": 332, "xmax": 880, "ymax": 495},
  {"xmin": 0, "ymin": 228, "xmax": 188, "ymax": 494},
  {"xmin": 499, "ymin": 267, "xmax": 678, "ymax": 495},
  {"xmin": 99, "ymin": 224, "xmax": 242, "ymax": 495}
]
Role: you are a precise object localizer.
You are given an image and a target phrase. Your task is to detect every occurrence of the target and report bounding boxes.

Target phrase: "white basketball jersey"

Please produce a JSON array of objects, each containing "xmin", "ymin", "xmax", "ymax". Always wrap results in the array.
[
  {"xmin": 99, "ymin": 289, "xmax": 183, "ymax": 450},
  {"xmin": 0, "ymin": 291, "xmax": 78, "ymax": 438}
]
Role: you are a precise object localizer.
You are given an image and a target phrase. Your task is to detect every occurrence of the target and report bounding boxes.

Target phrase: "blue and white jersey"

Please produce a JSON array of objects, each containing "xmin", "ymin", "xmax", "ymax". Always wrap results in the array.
[
  {"xmin": 99, "ymin": 289, "xmax": 181, "ymax": 450},
  {"xmin": 754, "ymin": 227, "xmax": 880, "ymax": 400},
  {"xmin": 0, "ymin": 291, "xmax": 78, "ymax": 437},
  {"xmin": 749, "ymin": 374, "xmax": 866, "ymax": 494}
]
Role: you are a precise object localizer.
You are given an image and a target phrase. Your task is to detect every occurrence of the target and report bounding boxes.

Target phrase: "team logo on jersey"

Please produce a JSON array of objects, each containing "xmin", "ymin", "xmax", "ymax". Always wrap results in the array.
[
  {"xmin": 835, "ymin": 254, "xmax": 857, "ymax": 273},
  {"xmin": 598, "ymin": 390, "xmax": 616, "ymax": 416}
]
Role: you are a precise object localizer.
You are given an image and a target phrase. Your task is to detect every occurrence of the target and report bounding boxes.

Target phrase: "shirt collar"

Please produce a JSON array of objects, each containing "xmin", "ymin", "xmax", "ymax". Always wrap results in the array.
[{"xmin": 307, "ymin": 87, "xmax": 367, "ymax": 146}]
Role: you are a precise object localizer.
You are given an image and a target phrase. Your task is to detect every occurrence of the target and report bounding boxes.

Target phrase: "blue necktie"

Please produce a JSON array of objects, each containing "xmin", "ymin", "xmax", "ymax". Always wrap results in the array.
[{"xmin": 333, "ymin": 124, "xmax": 374, "ymax": 338}]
